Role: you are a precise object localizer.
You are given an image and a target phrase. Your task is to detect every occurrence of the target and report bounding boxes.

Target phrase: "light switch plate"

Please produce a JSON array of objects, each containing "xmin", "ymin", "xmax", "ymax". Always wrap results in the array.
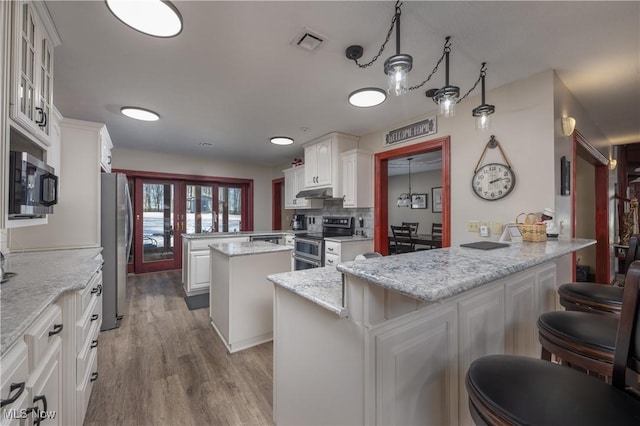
[{"xmin": 480, "ymin": 225, "xmax": 489, "ymax": 237}]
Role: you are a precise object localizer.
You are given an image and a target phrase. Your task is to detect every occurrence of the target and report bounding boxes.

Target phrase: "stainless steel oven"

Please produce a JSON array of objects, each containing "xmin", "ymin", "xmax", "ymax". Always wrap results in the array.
[
  {"xmin": 294, "ymin": 236, "xmax": 323, "ymax": 263},
  {"xmin": 292, "ymin": 216, "xmax": 355, "ymax": 270},
  {"xmin": 292, "ymin": 254, "xmax": 322, "ymax": 270}
]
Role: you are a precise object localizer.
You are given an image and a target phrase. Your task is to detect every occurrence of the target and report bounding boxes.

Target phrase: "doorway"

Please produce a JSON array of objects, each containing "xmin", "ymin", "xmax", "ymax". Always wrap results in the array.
[{"xmin": 373, "ymin": 136, "xmax": 451, "ymax": 254}]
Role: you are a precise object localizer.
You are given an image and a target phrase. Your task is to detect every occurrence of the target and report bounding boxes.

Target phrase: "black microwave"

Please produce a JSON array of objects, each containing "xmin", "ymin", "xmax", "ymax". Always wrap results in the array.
[{"xmin": 8, "ymin": 151, "xmax": 58, "ymax": 219}]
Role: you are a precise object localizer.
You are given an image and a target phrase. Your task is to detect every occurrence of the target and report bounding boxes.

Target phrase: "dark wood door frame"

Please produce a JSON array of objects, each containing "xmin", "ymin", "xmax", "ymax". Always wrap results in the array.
[
  {"xmin": 571, "ymin": 129, "xmax": 610, "ymax": 283},
  {"xmin": 272, "ymin": 178, "xmax": 284, "ymax": 231},
  {"xmin": 374, "ymin": 136, "xmax": 451, "ymax": 255}
]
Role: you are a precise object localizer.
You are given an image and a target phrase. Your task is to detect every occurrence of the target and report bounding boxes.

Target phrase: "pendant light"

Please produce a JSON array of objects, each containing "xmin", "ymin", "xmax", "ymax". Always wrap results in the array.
[
  {"xmin": 383, "ymin": 3, "xmax": 412, "ymax": 96},
  {"xmin": 397, "ymin": 157, "xmax": 413, "ymax": 207},
  {"xmin": 433, "ymin": 39, "xmax": 459, "ymax": 117},
  {"xmin": 472, "ymin": 63, "xmax": 495, "ymax": 130}
]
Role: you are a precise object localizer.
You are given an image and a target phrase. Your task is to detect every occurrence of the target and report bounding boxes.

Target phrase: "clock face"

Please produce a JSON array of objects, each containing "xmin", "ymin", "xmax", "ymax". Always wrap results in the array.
[{"xmin": 472, "ymin": 163, "xmax": 516, "ymax": 201}]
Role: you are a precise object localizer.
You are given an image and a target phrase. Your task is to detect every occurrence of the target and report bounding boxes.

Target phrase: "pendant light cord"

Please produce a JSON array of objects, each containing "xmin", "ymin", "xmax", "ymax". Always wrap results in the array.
[
  {"xmin": 457, "ymin": 62, "xmax": 487, "ymax": 104},
  {"xmin": 407, "ymin": 37, "xmax": 450, "ymax": 91},
  {"xmin": 351, "ymin": 1, "xmax": 402, "ymax": 69}
]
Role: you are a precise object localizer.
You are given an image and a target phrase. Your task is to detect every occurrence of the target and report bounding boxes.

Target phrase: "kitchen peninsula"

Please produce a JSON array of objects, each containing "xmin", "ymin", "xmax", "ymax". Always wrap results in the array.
[
  {"xmin": 268, "ymin": 238, "xmax": 595, "ymax": 426},
  {"xmin": 209, "ymin": 241, "xmax": 292, "ymax": 353}
]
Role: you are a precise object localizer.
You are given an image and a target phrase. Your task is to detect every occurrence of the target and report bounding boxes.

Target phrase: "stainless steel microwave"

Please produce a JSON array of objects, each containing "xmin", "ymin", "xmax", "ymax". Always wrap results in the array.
[{"xmin": 8, "ymin": 151, "xmax": 58, "ymax": 218}]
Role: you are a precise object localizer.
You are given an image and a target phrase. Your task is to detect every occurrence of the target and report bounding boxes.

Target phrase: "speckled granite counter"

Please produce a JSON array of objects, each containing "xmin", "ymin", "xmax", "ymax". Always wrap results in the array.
[
  {"xmin": 209, "ymin": 241, "xmax": 292, "ymax": 257},
  {"xmin": 0, "ymin": 248, "xmax": 103, "ymax": 355},
  {"xmin": 323, "ymin": 236, "xmax": 373, "ymax": 243},
  {"xmin": 336, "ymin": 238, "xmax": 595, "ymax": 302},
  {"xmin": 267, "ymin": 267, "xmax": 346, "ymax": 317},
  {"xmin": 183, "ymin": 230, "xmax": 301, "ymax": 239}
]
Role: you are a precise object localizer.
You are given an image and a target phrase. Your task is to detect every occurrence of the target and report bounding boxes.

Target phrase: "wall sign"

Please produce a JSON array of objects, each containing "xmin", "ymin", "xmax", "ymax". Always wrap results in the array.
[{"xmin": 384, "ymin": 116, "xmax": 437, "ymax": 146}]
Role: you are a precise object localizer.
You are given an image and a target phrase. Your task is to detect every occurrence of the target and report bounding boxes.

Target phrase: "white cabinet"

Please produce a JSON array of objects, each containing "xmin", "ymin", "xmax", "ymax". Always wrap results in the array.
[
  {"xmin": 302, "ymin": 132, "xmax": 358, "ymax": 195},
  {"xmin": 8, "ymin": 1, "xmax": 61, "ymax": 146},
  {"xmin": 341, "ymin": 149, "xmax": 373, "ymax": 208},
  {"xmin": 0, "ymin": 341, "xmax": 30, "ymax": 426},
  {"xmin": 99, "ymin": 127, "xmax": 113, "ymax": 172},
  {"xmin": 324, "ymin": 238, "xmax": 374, "ymax": 267},
  {"xmin": 505, "ymin": 271, "xmax": 537, "ymax": 357},
  {"xmin": 283, "ymin": 166, "xmax": 322, "ymax": 210},
  {"xmin": 9, "ymin": 119, "xmax": 107, "ymax": 250},
  {"xmin": 182, "ymin": 235, "xmax": 250, "ymax": 296}
]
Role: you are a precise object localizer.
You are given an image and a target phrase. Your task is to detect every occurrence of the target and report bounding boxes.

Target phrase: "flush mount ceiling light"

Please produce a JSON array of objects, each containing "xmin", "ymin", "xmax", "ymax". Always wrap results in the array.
[
  {"xmin": 471, "ymin": 63, "xmax": 496, "ymax": 130},
  {"xmin": 105, "ymin": 0, "xmax": 183, "ymax": 38},
  {"xmin": 348, "ymin": 88, "xmax": 387, "ymax": 107},
  {"xmin": 120, "ymin": 106, "xmax": 160, "ymax": 121},
  {"xmin": 270, "ymin": 136, "xmax": 294, "ymax": 146}
]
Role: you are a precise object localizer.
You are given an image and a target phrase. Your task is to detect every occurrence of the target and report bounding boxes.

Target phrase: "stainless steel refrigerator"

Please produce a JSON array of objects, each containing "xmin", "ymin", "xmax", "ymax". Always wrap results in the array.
[{"xmin": 101, "ymin": 173, "xmax": 133, "ymax": 330}]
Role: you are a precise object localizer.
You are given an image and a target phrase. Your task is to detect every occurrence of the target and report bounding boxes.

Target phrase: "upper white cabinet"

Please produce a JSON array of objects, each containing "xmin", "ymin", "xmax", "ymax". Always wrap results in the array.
[
  {"xmin": 341, "ymin": 149, "xmax": 373, "ymax": 208},
  {"xmin": 8, "ymin": 1, "xmax": 61, "ymax": 146},
  {"xmin": 303, "ymin": 132, "xmax": 358, "ymax": 194},
  {"xmin": 283, "ymin": 166, "xmax": 322, "ymax": 210},
  {"xmin": 99, "ymin": 126, "xmax": 113, "ymax": 172}
]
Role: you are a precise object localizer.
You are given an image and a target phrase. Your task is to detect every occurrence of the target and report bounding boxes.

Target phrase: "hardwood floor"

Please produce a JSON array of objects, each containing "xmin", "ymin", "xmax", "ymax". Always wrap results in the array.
[{"xmin": 85, "ymin": 271, "xmax": 274, "ymax": 426}]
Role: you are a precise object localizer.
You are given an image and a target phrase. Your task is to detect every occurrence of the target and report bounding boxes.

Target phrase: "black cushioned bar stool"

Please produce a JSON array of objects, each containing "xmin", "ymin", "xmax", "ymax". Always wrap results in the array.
[
  {"xmin": 558, "ymin": 235, "xmax": 640, "ymax": 317},
  {"xmin": 465, "ymin": 261, "xmax": 640, "ymax": 426}
]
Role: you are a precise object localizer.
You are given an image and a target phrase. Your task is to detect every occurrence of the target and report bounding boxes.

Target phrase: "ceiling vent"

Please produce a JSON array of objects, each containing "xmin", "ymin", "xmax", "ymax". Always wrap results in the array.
[{"xmin": 292, "ymin": 28, "xmax": 325, "ymax": 51}]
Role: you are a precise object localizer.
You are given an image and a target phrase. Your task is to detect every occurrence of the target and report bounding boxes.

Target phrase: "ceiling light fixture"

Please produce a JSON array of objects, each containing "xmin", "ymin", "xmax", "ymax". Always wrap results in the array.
[
  {"xmin": 382, "ymin": 2, "xmax": 412, "ymax": 96},
  {"xmin": 397, "ymin": 157, "xmax": 413, "ymax": 207},
  {"xmin": 561, "ymin": 116, "xmax": 576, "ymax": 136},
  {"xmin": 270, "ymin": 137, "xmax": 294, "ymax": 146},
  {"xmin": 471, "ymin": 63, "xmax": 496, "ymax": 130},
  {"xmin": 608, "ymin": 159, "xmax": 617, "ymax": 170},
  {"xmin": 120, "ymin": 106, "xmax": 160, "ymax": 121},
  {"xmin": 348, "ymin": 88, "xmax": 387, "ymax": 107},
  {"xmin": 432, "ymin": 39, "xmax": 459, "ymax": 117},
  {"xmin": 105, "ymin": 0, "xmax": 183, "ymax": 38}
]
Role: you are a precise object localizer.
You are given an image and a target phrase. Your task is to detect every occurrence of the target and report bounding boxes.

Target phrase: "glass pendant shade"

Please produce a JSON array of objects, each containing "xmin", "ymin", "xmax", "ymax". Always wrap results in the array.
[
  {"xmin": 434, "ymin": 86, "xmax": 460, "ymax": 117},
  {"xmin": 473, "ymin": 104, "xmax": 495, "ymax": 130},
  {"xmin": 384, "ymin": 54, "xmax": 413, "ymax": 96}
]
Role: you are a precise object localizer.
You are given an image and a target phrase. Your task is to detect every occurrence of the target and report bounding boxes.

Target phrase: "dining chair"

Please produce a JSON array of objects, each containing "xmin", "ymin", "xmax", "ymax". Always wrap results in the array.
[
  {"xmin": 558, "ymin": 235, "xmax": 640, "ymax": 317},
  {"xmin": 430, "ymin": 223, "xmax": 443, "ymax": 249},
  {"xmin": 401, "ymin": 222, "xmax": 419, "ymax": 235},
  {"xmin": 465, "ymin": 260, "xmax": 640, "ymax": 425},
  {"xmin": 390, "ymin": 225, "xmax": 415, "ymax": 254}
]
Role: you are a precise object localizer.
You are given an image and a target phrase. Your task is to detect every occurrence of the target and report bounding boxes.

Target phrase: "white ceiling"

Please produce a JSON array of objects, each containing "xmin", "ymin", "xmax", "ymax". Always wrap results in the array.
[{"xmin": 46, "ymin": 1, "xmax": 640, "ymax": 167}]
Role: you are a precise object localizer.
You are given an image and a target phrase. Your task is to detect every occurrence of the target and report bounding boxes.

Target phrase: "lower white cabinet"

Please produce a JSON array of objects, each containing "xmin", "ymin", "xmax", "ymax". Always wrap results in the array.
[
  {"xmin": 324, "ymin": 238, "xmax": 373, "ymax": 267},
  {"xmin": 25, "ymin": 337, "xmax": 62, "ymax": 426},
  {"xmin": 0, "ymin": 341, "xmax": 30, "ymax": 426}
]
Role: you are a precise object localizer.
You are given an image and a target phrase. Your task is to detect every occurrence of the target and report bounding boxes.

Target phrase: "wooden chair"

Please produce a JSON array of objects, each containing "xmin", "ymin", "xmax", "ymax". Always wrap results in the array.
[
  {"xmin": 465, "ymin": 261, "xmax": 640, "ymax": 425},
  {"xmin": 430, "ymin": 223, "xmax": 443, "ymax": 249},
  {"xmin": 401, "ymin": 222, "xmax": 419, "ymax": 235},
  {"xmin": 558, "ymin": 235, "xmax": 640, "ymax": 317},
  {"xmin": 390, "ymin": 225, "xmax": 414, "ymax": 254}
]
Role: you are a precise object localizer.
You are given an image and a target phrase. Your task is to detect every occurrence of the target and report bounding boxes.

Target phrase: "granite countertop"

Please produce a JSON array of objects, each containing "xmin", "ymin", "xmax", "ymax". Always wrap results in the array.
[
  {"xmin": 183, "ymin": 230, "xmax": 303, "ymax": 239},
  {"xmin": 0, "ymin": 248, "xmax": 104, "ymax": 355},
  {"xmin": 209, "ymin": 241, "xmax": 293, "ymax": 257},
  {"xmin": 324, "ymin": 236, "xmax": 374, "ymax": 242},
  {"xmin": 337, "ymin": 238, "xmax": 595, "ymax": 303},
  {"xmin": 267, "ymin": 267, "xmax": 347, "ymax": 317}
]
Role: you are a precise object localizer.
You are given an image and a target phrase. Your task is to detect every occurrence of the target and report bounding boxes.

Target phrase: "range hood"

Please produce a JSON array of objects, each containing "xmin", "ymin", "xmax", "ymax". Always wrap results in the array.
[{"xmin": 296, "ymin": 188, "xmax": 337, "ymax": 199}]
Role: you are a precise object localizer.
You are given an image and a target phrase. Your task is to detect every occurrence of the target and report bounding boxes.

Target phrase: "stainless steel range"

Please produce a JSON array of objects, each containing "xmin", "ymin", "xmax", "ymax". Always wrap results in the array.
[{"xmin": 293, "ymin": 216, "xmax": 354, "ymax": 270}]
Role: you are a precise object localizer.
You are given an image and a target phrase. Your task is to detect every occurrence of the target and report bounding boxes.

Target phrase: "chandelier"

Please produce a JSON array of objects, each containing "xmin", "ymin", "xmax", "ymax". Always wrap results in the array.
[{"xmin": 396, "ymin": 157, "xmax": 413, "ymax": 208}]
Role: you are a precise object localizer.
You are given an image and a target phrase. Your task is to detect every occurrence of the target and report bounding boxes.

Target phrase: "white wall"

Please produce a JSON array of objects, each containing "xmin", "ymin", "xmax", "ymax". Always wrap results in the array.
[
  {"xmin": 112, "ymin": 148, "xmax": 274, "ymax": 231},
  {"xmin": 359, "ymin": 70, "xmax": 556, "ymax": 245},
  {"xmin": 388, "ymin": 170, "xmax": 442, "ymax": 232}
]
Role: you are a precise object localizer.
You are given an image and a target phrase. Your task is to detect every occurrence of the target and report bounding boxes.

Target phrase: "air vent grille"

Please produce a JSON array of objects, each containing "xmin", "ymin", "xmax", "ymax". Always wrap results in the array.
[{"xmin": 292, "ymin": 28, "xmax": 325, "ymax": 51}]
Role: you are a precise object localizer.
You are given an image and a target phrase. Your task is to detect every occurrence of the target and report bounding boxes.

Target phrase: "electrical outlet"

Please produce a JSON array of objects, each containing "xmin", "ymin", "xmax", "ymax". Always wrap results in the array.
[
  {"xmin": 480, "ymin": 221, "xmax": 490, "ymax": 231},
  {"xmin": 491, "ymin": 221, "xmax": 503, "ymax": 235},
  {"xmin": 480, "ymin": 225, "xmax": 489, "ymax": 237},
  {"xmin": 468, "ymin": 220, "xmax": 480, "ymax": 232}
]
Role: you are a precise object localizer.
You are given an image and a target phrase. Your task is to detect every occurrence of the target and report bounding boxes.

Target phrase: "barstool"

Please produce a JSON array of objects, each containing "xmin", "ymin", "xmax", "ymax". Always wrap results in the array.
[
  {"xmin": 465, "ymin": 261, "xmax": 640, "ymax": 426},
  {"xmin": 557, "ymin": 235, "xmax": 640, "ymax": 317}
]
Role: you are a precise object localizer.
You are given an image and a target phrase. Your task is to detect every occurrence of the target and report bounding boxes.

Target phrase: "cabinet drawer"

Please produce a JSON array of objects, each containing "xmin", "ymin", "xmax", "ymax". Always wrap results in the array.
[
  {"xmin": 76, "ymin": 320, "xmax": 99, "ymax": 387},
  {"xmin": 0, "ymin": 340, "xmax": 29, "ymax": 420},
  {"xmin": 77, "ymin": 270, "xmax": 103, "ymax": 319},
  {"xmin": 325, "ymin": 253, "xmax": 340, "ymax": 267},
  {"xmin": 285, "ymin": 235, "xmax": 295, "ymax": 247},
  {"xmin": 76, "ymin": 346, "xmax": 98, "ymax": 425},
  {"xmin": 76, "ymin": 295, "xmax": 101, "ymax": 354},
  {"xmin": 24, "ymin": 304, "xmax": 62, "ymax": 373},
  {"xmin": 325, "ymin": 241, "xmax": 341, "ymax": 257}
]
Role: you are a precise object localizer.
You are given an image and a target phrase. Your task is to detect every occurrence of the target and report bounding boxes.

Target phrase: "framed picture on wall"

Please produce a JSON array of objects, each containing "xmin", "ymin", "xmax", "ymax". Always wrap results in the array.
[
  {"xmin": 432, "ymin": 187, "xmax": 442, "ymax": 213},
  {"xmin": 411, "ymin": 193, "xmax": 427, "ymax": 209}
]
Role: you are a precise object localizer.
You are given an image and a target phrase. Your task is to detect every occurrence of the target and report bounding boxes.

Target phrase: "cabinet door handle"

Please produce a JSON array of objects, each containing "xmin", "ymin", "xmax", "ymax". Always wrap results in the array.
[
  {"xmin": 91, "ymin": 314, "xmax": 99, "ymax": 322},
  {"xmin": 91, "ymin": 284, "xmax": 103, "ymax": 296},
  {"xmin": 41, "ymin": 111, "xmax": 47, "ymax": 128},
  {"xmin": 90, "ymin": 372, "xmax": 99, "ymax": 382},
  {"xmin": 48, "ymin": 323, "xmax": 63, "ymax": 337},
  {"xmin": 91, "ymin": 339, "xmax": 98, "ymax": 349},
  {"xmin": 327, "ymin": 247, "xmax": 334, "ymax": 252},
  {"xmin": 107, "ymin": 155, "xmax": 112, "ymax": 165},
  {"xmin": 91, "ymin": 287, "xmax": 99, "ymax": 294},
  {"xmin": 35, "ymin": 107, "xmax": 44, "ymax": 125},
  {"xmin": 0, "ymin": 382, "xmax": 26, "ymax": 407},
  {"xmin": 25, "ymin": 407, "xmax": 41, "ymax": 426},
  {"xmin": 33, "ymin": 394, "xmax": 47, "ymax": 413}
]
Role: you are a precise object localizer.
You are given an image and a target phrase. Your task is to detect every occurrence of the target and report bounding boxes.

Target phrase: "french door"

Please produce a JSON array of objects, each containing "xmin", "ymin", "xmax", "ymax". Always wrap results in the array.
[{"xmin": 129, "ymin": 176, "xmax": 249, "ymax": 273}]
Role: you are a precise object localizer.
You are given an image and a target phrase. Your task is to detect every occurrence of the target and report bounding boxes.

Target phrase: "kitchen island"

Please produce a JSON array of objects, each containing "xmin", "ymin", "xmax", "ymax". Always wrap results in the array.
[
  {"xmin": 267, "ymin": 238, "xmax": 595, "ymax": 426},
  {"xmin": 209, "ymin": 241, "xmax": 292, "ymax": 353}
]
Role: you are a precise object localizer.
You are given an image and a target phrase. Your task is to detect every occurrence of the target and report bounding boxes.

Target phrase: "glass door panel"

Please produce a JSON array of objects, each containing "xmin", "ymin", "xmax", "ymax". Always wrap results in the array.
[
  {"xmin": 186, "ymin": 184, "xmax": 215, "ymax": 233},
  {"xmin": 142, "ymin": 182, "xmax": 175, "ymax": 263},
  {"xmin": 217, "ymin": 186, "xmax": 243, "ymax": 232}
]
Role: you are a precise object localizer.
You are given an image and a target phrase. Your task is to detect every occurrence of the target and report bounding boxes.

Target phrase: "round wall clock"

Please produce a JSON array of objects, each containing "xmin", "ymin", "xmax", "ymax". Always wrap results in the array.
[
  {"xmin": 472, "ymin": 135, "xmax": 516, "ymax": 201},
  {"xmin": 472, "ymin": 163, "xmax": 516, "ymax": 201}
]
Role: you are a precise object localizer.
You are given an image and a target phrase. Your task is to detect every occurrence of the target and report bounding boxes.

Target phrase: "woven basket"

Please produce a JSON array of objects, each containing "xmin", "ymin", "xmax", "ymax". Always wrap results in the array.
[{"xmin": 515, "ymin": 213, "xmax": 547, "ymax": 242}]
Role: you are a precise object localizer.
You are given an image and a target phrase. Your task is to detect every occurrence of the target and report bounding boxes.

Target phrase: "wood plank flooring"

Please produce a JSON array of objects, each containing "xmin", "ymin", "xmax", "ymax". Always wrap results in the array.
[{"xmin": 84, "ymin": 271, "xmax": 274, "ymax": 426}]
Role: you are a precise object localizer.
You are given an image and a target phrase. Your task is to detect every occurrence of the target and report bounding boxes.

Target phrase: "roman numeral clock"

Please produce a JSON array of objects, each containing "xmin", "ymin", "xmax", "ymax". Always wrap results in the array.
[{"xmin": 471, "ymin": 135, "xmax": 516, "ymax": 201}]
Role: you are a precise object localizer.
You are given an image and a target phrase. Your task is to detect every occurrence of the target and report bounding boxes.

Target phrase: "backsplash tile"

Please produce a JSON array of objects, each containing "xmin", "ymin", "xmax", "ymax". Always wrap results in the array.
[{"xmin": 301, "ymin": 200, "xmax": 373, "ymax": 237}]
